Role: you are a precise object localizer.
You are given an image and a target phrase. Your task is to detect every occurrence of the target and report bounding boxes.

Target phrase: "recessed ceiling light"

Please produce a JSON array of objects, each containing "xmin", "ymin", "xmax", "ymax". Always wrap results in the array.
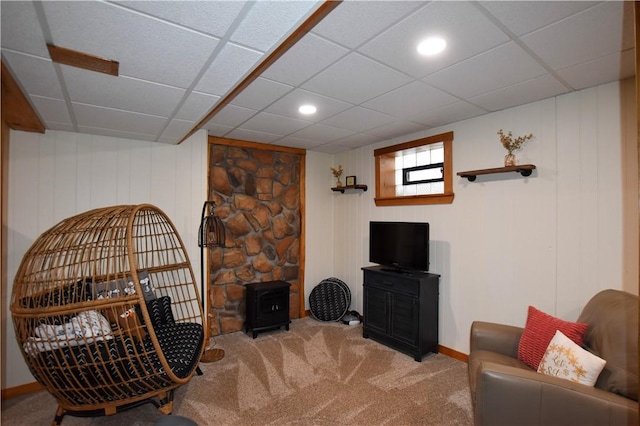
[
  {"xmin": 417, "ymin": 37, "xmax": 446, "ymax": 56},
  {"xmin": 298, "ymin": 104, "xmax": 317, "ymax": 115}
]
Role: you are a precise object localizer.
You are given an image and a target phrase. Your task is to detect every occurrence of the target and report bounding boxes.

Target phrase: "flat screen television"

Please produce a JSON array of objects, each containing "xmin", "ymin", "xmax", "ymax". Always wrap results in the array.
[{"xmin": 369, "ymin": 221, "xmax": 430, "ymax": 272}]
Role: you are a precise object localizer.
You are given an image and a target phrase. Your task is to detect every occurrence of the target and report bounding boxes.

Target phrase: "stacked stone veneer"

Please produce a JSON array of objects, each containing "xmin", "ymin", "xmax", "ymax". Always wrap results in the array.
[{"xmin": 207, "ymin": 144, "xmax": 301, "ymax": 336}]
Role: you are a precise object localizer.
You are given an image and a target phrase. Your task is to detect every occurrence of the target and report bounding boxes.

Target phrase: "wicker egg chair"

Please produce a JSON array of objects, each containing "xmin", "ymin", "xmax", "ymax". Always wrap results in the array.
[{"xmin": 11, "ymin": 204, "xmax": 205, "ymax": 425}]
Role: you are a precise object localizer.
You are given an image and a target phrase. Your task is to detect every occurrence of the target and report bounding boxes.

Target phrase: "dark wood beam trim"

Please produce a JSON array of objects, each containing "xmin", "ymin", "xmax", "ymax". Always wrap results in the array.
[
  {"xmin": 209, "ymin": 136, "xmax": 306, "ymax": 155},
  {"xmin": 47, "ymin": 44, "xmax": 119, "ymax": 77},
  {"xmin": 179, "ymin": 0, "xmax": 342, "ymax": 144},
  {"xmin": 635, "ymin": 1, "xmax": 639, "ymax": 299},
  {"xmin": 1, "ymin": 61, "xmax": 45, "ymax": 133}
]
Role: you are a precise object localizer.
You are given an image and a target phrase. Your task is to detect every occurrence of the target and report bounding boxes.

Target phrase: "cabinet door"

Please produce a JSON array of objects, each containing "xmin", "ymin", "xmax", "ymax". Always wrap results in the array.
[
  {"xmin": 258, "ymin": 289, "xmax": 287, "ymax": 324},
  {"xmin": 364, "ymin": 286, "xmax": 388, "ymax": 334},
  {"xmin": 389, "ymin": 293, "xmax": 418, "ymax": 346}
]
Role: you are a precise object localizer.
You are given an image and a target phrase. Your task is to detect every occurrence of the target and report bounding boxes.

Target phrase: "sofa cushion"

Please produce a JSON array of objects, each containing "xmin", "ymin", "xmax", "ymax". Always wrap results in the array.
[
  {"xmin": 517, "ymin": 306, "xmax": 588, "ymax": 370},
  {"xmin": 538, "ymin": 330, "xmax": 606, "ymax": 386},
  {"xmin": 577, "ymin": 289, "xmax": 638, "ymax": 401}
]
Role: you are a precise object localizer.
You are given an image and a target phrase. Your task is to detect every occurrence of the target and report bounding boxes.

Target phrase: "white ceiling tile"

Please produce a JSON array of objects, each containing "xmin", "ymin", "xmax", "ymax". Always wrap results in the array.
[
  {"xmin": 158, "ymin": 136, "xmax": 180, "ymax": 144},
  {"xmin": 195, "ymin": 42, "xmax": 263, "ymax": 96},
  {"xmin": 363, "ymin": 81, "xmax": 459, "ymax": 122},
  {"xmin": 478, "ymin": 1, "xmax": 598, "ymax": 36},
  {"xmin": 30, "ymin": 96, "xmax": 71, "ymax": 125},
  {"xmin": 264, "ymin": 89, "xmax": 354, "ymax": 121},
  {"xmin": 469, "ymin": 75, "xmax": 569, "ymax": 112},
  {"xmin": 206, "ymin": 104, "xmax": 257, "ymax": 128},
  {"xmin": 364, "ymin": 121, "xmax": 430, "ymax": 139},
  {"xmin": 230, "ymin": 1, "xmax": 321, "ymax": 52},
  {"xmin": 202, "ymin": 122, "xmax": 234, "ymax": 137},
  {"xmin": 521, "ymin": 1, "xmax": 634, "ymax": 70},
  {"xmin": 423, "ymin": 42, "xmax": 548, "ymax": 99},
  {"xmin": 175, "ymin": 92, "xmax": 220, "ymax": 121},
  {"xmin": 76, "ymin": 126, "xmax": 157, "ymax": 142},
  {"xmin": 416, "ymin": 101, "xmax": 488, "ymax": 127},
  {"xmin": 557, "ymin": 49, "xmax": 636, "ymax": 91},
  {"xmin": 416, "ymin": 101, "xmax": 487, "ymax": 128},
  {"xmin": 276, "ymin": 136, "xmax": 324, "ymax": 151},
  {"xmin": 42, "ymin": 1, "xmax": 219, "ymax": 88},
  {"xmin": 72, "ymin": 103, "xmax": 167, "ymax": 137},
  {"xmin": 261, "ymin": 34, "xmax": 349, "ymax": 86},
  {"xmin": 161, "ymin": 119, "xmax": 196, "ymax": 140},
  {"xmin": 3, "ymin": 0, "xmax": 633, "ymax": 154},
  {"xmin": 310, "ymin": 142, "xmax": 355, "ymax": 154},
  {"xmin": 240, "ymin": 112, "xmax": 312, "ymax": 135},
  {"xmin": 320, "ymin": 107, "xmax": 395, "ymax": 133},
  {"xmin": 312, "ymin": 1, "xmax": 424, "ymax": 49},
  {"xmin": 47, "ymin": 122, "xmax": 75, "ymax": 132},
  {"xmin": 288, "ymin": 124, "xmax": 355, "ymax": 143},
  {"xmin": 301, "ymin": 53, "xmax": 413, "ymax": 104},
  {"xmin": 2, "ymin": 51, "xmax": 64, "ymax": 99},
  {"xmin": 0, "ymin": 1, "xmax": 49, "ymax": 57},
  {"xmin": 63, "ymin": 69, "xmax": 185, "ymax": 117},
  {"xmin": 225, "ymin": 128, "xmax": 281, "ymax": 144},
  {"xmin": 359, "ymin": 1, "xmax": 510, "ymax": 79},
  {"xmin": 336, "ymin": 133, "xmax": 385, "ymax": 149},
  {"xmin": 114, "ymin": 1, "xmax": 248, "ymax": 38},
  {"xmin": 230, "ymin": 77, "xmax": 293, "ymax": 110}
]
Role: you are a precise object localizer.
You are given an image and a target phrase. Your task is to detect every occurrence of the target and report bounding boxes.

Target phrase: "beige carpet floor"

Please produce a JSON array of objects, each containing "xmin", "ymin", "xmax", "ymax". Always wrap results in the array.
[{"xmin": 1, "ymin": 317, "xmax": 473, "ymax": 425}]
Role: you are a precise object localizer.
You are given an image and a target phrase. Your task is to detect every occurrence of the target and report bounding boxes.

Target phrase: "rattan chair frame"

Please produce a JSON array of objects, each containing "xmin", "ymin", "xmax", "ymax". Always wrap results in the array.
[{"xmin": 11, "ymin": 204, "xmax": 205, "ymax": 424}]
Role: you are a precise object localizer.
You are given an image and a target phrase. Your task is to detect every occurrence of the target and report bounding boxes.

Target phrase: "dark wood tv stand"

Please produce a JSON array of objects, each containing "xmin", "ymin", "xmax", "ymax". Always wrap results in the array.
[{"xmin": 362, "ymin": 266, "xmax": 440, "ymax": 361}]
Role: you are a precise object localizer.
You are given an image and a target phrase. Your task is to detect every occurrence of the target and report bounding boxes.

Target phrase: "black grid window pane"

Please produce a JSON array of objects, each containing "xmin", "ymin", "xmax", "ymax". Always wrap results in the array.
[{"xmin": 402, "ymin": 162, "xmax": 444, "ymax": 185}]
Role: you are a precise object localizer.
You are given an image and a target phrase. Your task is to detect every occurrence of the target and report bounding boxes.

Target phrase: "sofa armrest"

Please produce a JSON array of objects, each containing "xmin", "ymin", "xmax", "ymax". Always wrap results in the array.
[
  {"xmin": 475, "ymin": 361, "xmax": 638, "ymax": 426},
  {"xmin": 470, "ymin": 321, "xmax": 523, "ymax": 358}
]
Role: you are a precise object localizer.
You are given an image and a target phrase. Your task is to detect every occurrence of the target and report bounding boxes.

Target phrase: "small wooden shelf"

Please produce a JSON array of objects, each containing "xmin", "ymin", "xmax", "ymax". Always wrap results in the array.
[
  {"xmin": 331, "ymin": 184, "xmax": 368, "ymax": 193},
  {"xmin": 457, "ymin": 164, "xmax": 536, "ymax": 182}
]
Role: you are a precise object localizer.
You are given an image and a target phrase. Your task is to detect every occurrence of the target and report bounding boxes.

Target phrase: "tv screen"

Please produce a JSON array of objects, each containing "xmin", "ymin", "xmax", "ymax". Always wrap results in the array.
[{"xmin": 369, "ymin": 221, "xmax": 429, "ymax": 272}]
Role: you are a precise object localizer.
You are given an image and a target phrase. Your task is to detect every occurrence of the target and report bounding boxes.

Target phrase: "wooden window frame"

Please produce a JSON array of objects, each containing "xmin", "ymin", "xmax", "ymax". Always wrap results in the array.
[{"xmin": 374, "ymin": 131, "xmax": 454, "ymax": 206}]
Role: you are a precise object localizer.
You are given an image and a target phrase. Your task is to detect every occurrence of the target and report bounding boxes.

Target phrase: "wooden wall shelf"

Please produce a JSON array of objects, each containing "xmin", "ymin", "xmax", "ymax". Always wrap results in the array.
[
  {"xmin": 331, "ymin": 184, "xmax": 368, "ymax": 193},
  {"xmin": 457, "ymin": 164, "xmax": 536, "ymax": 182}
]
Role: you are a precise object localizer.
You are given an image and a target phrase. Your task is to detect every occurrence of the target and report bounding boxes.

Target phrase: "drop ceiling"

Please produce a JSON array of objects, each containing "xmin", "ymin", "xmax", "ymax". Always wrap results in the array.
[{"xmin": 1, "ymin": 1, "xmax": 635, "ymax": 154}]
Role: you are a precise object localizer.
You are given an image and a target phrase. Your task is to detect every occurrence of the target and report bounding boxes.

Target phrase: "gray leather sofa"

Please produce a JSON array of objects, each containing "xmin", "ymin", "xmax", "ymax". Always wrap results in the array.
[{"xmin": 468, "ymin": 289, "xmax": 638, "ymax": 426}]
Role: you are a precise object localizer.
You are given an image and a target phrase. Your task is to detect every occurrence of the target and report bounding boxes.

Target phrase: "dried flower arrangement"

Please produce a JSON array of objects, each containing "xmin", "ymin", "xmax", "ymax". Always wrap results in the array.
[
  {"xmin": 331, "ymin": 165, "xmax": 344, "ymax": 187},
  {"xmin": 498, "ymin": 129, "xmax": 534, "ymax": 154}
]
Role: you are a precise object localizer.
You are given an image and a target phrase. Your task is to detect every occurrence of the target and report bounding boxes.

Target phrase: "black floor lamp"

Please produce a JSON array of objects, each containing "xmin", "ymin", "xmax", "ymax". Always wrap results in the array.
[{"xmin": 198, "ymin": 201, "xmax": 226, "ymax": 363}]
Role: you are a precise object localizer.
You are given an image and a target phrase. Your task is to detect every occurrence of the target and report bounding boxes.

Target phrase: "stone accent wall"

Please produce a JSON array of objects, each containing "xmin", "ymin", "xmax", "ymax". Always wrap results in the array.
[{"xmin": 207, "ymin": 144, "xmax": 301, "ymax": 336}]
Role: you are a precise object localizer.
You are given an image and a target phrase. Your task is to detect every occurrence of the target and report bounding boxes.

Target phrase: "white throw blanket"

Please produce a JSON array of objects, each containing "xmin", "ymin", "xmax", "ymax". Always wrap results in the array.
[{"xmin": 24, "ymin": 310, "xmax": 112, "ymax": 356}]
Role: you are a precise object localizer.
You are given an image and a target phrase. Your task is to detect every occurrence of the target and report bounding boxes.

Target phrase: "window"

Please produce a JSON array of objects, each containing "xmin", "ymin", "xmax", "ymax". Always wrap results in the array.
[
  {"xmin": 374, "ymin": 131, "xmax": 454, "ymax": 206},
  {"xmin": 397, "ymin": 142, "xmax": 444, "ymax": 195}
]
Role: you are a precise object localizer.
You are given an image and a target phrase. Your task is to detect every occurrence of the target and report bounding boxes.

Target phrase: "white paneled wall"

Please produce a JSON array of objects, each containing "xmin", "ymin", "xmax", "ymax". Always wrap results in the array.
[
  {"xmin": 4, "ymin": 130, "xmax": 207, "ymax": 388},
  {"xmin": 303, "ymin": 151, "xmax": 336, "ymax": 305},
  {"xmin": 332, "ymin": 80, "xmax": 637, "ymax": 354},
  {"xmin": 3, "ymin": 80, "xmax": 636, "ymax": 389}
]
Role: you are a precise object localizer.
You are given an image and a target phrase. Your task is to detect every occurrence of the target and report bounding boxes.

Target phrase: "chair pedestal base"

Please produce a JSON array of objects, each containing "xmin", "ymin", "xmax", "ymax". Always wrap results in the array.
[{"xmin": 200, "ymin": 348, "xmax": 225, "ymax": 363}]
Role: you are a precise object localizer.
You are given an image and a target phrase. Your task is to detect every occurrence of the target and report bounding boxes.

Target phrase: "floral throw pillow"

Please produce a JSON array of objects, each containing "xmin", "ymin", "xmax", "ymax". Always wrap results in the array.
[
  {"xmin": 538, "ymin": 330, "xmax": 606, "ymax": 386},
  {"xmin": 517, "ymin": 305, "xmax": 588, "ymax": 370}
]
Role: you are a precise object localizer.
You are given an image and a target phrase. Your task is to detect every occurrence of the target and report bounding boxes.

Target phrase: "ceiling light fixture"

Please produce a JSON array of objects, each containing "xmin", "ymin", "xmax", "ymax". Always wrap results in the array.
[
  {"xmin": 298, "ymin": 104, "xmax": 317, "ymax": 115},
  {"xmin": 417, "ymin": 37, "xmax": 446, "ymax": 56}
]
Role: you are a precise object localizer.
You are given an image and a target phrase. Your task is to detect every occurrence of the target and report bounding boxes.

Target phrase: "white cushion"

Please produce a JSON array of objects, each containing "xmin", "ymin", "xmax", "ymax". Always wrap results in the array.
[{"xmin": 537, "ymin": 330, "xmax": 606, "ymax": 387}]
